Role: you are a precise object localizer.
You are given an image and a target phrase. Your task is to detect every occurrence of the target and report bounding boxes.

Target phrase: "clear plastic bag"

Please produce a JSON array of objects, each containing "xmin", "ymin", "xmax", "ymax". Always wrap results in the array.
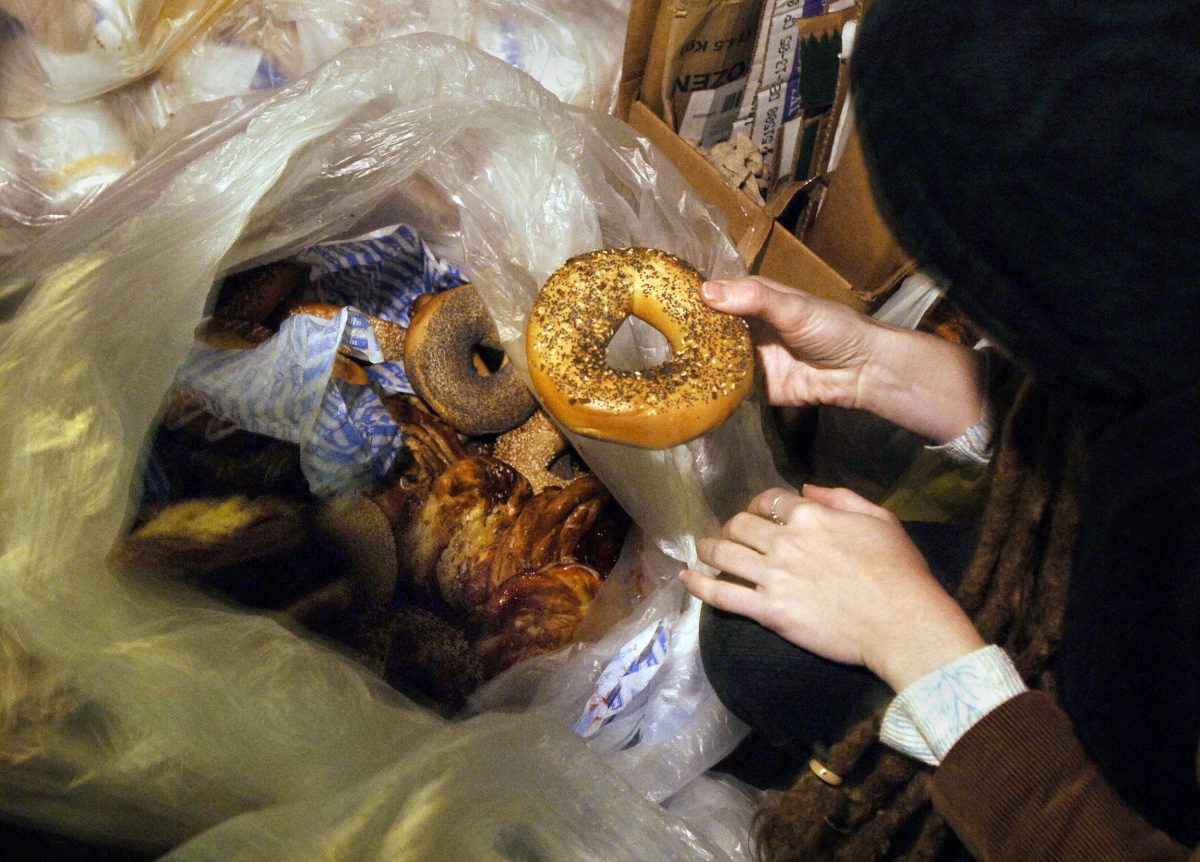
[
  {"xmin": 0, "ymin": 34, "xmax": 773, "ymax": 859},
  {"xmin": 470, "ymin": 533, "xmax": 758, "ymax": 804},
  {"xmin": 0, "ymin": 0, "xmax": 631, "ymax": 265},
  {"xmin": 0, "ymin": 0, "xmax": 242, "ymax": 115},
  {"xmin": 0, "ymin": 0, "xmax": 628, "ymax": 115}
]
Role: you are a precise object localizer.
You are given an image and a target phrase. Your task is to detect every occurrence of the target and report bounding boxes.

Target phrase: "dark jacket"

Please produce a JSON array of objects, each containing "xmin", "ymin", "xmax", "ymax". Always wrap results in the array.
[{"xmin": 852, "ymin": 0, "xmax": 1200, "ymax": 851}]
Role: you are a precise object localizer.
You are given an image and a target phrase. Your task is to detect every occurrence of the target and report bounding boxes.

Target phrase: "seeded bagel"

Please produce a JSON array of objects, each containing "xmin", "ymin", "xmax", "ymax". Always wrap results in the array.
[
  {"xmin": 404, "ymin": 284, "xmax": 537, "ymax": 436},
  {"xmin": 526, "ymin": 247, "xmax": 754, "ymax": 449}
]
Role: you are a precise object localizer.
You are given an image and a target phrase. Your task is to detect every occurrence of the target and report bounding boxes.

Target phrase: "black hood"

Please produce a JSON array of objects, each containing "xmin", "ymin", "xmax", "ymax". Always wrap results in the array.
[{"xmin": 849, "ymin": 0, "xmax": 1200, "ymax": 417}]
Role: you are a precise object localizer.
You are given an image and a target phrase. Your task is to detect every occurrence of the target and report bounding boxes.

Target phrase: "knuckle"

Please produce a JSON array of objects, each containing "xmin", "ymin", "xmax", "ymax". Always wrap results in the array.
[
  {"xmin": 707, "ymin": 579, "xmax": 737, "ymax": 609},
  {"xmin": 705, "ymin": 538, "xmax": 732, "ymax": 570},
  {"xmin": 725, "ymin": 512, "xmax": 755, "ymax": 536},
  {"xmin": 829, "ymin": 486, "xmax": 855, "ymax": 502},
  {"xmin": 759, "ymin": 595, "xmax": 789, "ymax": 629},
  {"xmin": 788, "ymin": 503, "xmax": 817, "ymax": 526},
  {"xmin": 768, "ymin": 532, "xmax": 802, "ymax": 557}
]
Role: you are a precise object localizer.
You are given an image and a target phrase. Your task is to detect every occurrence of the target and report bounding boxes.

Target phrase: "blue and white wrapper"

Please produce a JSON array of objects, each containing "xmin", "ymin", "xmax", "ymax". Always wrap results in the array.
[
  {"xmin": 573, "ymin": 619, "xmax": 671, "ymax": 739},
  {"xmin": 166, "ymin": 224, "xmax": 464, "ymax": 497},
  {"xmin": 173, "ymin": 308, "xmax": 398, "ymax": 497},
  {"xmin": 297, "ymin": 224, "xmax": 465, "ymax": 395}
]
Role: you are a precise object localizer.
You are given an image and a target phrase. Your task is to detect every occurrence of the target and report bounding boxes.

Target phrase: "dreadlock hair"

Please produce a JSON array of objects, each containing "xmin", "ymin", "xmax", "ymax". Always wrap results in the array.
[{"xmin": 750, "ymin": 379, "xmax": 1083, "ymax": 862}]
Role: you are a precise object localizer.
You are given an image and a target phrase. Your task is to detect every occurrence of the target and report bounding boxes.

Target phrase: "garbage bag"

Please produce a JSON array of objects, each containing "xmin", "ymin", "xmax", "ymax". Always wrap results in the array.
[{"xmin": 0, "ymin": 33, "xmax": 776, "ymax": 859}]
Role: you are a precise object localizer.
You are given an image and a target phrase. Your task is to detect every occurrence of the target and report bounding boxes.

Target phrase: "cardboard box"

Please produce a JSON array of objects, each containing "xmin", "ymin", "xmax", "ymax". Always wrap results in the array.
[
  {"xmin": 802, "ymin": 127, "xmax": 913, "ymax": 303},
  {"xmin": 619, "ymin": 0, "xmax": 900, "ymax": 309},
  {"xmin": 627, "ymin": 100, "xmax": 861, "ymax": 309},
  {"xmin": 616, "ymin": 0, "xmax": 664, "ymax": 120}
]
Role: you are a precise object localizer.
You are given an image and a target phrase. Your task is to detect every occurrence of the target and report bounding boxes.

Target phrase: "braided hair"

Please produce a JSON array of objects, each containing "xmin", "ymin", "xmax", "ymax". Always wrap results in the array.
[{"xmin": 751, "ymin": 381, "xmax": 1082, "ymax": 862}]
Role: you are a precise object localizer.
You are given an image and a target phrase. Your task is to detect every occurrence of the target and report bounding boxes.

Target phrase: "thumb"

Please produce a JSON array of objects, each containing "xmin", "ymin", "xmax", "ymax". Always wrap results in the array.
[
  {"xmin": 701, "ymin": 276, "xmax": 773, "ymax": 314},
  {"xmin": 703, "ymin": 277, "xmax": 815, "ymax": 334}
]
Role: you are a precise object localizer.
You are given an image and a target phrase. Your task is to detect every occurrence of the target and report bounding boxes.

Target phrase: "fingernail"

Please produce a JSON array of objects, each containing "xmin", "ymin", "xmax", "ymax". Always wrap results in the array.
[{"xmin": 701, "ymin": 280, "xmax": 727, "ymax": 303}]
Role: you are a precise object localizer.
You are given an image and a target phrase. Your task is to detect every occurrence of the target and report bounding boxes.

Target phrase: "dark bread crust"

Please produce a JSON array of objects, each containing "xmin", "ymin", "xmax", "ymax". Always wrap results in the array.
[{"xmin": 404, "ymin": 284, "xmax": 537, "ymax": 435}]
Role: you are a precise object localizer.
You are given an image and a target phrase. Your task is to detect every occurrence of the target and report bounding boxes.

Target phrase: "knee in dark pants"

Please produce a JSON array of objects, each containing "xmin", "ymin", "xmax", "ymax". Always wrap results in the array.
[
  {"xmin": 697, "ymin": 522, "xmax": 975, "ymax": 752},
  {"xmin": 699, "ymin": 602, "xmax": 884, "ymax": 751}
]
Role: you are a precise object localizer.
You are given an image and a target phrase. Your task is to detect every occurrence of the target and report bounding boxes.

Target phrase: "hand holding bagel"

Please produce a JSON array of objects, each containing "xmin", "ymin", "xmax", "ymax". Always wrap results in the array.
[
  {"xmin": 680, "ymin": 484, "xmax": 984, "ymax": 691},
  {"xmin": 700, "ymin": 275, "xmax": 988, "ymax": 445}
]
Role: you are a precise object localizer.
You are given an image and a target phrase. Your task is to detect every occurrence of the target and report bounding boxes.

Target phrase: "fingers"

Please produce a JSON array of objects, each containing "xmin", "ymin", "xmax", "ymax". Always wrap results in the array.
[
  {"xmin": 749, "ymin": 484, "xmax": 896, "ymax": 526},
  {"xmin": 697, "ymin": 536, "xmax": 767, "ymax": 583},
  {"xmin": 720, "ymin": 510, "xmax": 777, "ymax": 552},
  {"xmin": 749, "ymin": 486, "xmax": 809, "ymax": 526},
  {"xmin": 680, "ymin": 568, "xmax": 770, "ymax": 619},
  {"xmin": 800, "ymin": 484, "xmax": 897, "ymax": 523}
]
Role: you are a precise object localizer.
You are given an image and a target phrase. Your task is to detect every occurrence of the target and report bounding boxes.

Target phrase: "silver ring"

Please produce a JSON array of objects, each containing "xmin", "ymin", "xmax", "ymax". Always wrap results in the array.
[{"xmin": 769, "ymin": 492, "xmax": 786, "ymax": 526}]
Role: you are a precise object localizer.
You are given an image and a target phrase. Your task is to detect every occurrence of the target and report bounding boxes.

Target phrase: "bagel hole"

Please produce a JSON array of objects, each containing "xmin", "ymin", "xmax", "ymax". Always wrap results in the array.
[
  {"xmin": 606, "ymin": 315, "xmax": 672, "ymax": 372},
  {"xmin": 471, "ymin": 345, "xmax": 508, "ymax": 376}
]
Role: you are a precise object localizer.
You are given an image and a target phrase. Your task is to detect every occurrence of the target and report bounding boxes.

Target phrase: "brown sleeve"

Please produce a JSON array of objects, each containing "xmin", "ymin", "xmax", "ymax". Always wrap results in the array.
[{"xmin": 932, "ymin": 691, "xmax": 1195, "ymax": 862}]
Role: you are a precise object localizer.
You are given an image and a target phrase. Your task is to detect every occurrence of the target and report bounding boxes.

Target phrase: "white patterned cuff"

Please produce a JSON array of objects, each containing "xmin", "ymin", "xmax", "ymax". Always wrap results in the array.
[
  {"xmin": 879, "ymin": 645, "xmax": 1027, "ymax": 766},
  {"xmin": 925, "ymin": 345, "xmax": 997, "ymax": 467}
]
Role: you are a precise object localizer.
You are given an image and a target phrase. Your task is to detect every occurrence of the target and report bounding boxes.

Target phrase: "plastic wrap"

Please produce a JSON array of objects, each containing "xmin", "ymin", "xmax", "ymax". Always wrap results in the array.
[
  {"xmin": 0, "ymin": 0, "xmax": 242, "ymax": 114},
  {"xmin": 0, "ymin": 0, "xmax": 631, "ymax": 262},
  {"xmin": 0, "ymin": 34, "xmax": 772, "ymax": 859}
]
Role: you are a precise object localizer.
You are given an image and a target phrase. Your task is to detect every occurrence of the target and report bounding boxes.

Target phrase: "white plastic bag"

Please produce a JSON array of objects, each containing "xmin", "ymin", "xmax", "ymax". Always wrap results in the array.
[
  {"xmin": 0, "ymin": 0, "xmax": 242, "ymax": 114},
  {"xmin": 0, "ymin": 0, "xmax": 632, "ymax": 264},
  {"xmin": 0, "ymin": 33, "xmax": 771, "ymax": 859}
]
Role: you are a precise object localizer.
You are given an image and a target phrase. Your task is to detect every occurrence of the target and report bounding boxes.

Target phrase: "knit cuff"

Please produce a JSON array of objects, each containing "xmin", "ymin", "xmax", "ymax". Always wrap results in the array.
[
  {"xmin": 879, "ymin": 645, "xmax": 1027, "ymax": 766},
  {"xmin": 925, "ymin": 346, "xmax": 997, "ymax": 466}
]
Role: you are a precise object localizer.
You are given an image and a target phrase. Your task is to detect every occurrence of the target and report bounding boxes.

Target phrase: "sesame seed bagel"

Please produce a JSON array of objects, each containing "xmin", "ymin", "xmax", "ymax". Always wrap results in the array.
[
  {"xmin": 404, "ymin": 284, "xmax": 538, "ymax": 436},
  {"xmin": 526, "ymin": 247, "xmax": 754, "ymax": 449}
]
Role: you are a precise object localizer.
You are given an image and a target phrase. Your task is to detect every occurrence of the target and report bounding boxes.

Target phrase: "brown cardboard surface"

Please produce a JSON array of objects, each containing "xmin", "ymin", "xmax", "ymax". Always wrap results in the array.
[
  {"xmin": 671, "ymin": 0, "xmax": 765, "ymax": 129},
  {"xmin": 621, "ymin": 10, "xmax": 860, "ymax": 310},
  {"xmin": 757, "ymin": 221, "xmax": 865, "ymax": 310},
  {"xmin": 617, "ymin": 0, "xmax": 664, "ymax": 119},
  {"xmin": 803, "ymin": 127, "xmax": 912, "ymax": 302},
  {"xmin": 628, "ymin": 100, "xmax": 772, "ymax": 259}
]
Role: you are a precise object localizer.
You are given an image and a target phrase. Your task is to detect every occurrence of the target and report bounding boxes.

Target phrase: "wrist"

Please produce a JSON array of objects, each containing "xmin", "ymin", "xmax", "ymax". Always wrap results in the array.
[
  {"xmin": 870, "ymin": 605, "xmax": 986, "ymax": 692},
  {"xmin": 880, "ymin": 645, "xmax": 1027, "ymax": 766},
  {"xmin": 857, "ymin": 325, "xmax": 985, "ymax": 443}
]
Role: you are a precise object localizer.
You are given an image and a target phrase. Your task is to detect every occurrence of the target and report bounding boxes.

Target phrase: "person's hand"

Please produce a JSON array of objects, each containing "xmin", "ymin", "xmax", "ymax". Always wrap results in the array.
[
  {"xmin": 702, "ymin": 276, "xmax": 987, "ymax": 444},
  {"xmin": 701, "ymin": 276, "xmax": 879, "ymax": 410},
  {"xmin": 680, "ymin": 484, "xmax": 985, "ymax": 691}
]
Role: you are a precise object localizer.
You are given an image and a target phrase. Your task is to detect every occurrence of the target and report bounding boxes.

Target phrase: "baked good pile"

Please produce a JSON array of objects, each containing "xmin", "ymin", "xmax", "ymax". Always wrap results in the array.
[
  {"xmin": 117, "ymin": 241, "xmax": 748, "ymax": 713},
  {"xmin": 118, "ymin": 247, "xmax": 629, "ymax": 712}
]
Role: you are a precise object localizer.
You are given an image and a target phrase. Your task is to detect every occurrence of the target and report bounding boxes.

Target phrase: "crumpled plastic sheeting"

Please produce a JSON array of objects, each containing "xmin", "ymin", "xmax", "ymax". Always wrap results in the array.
[
  {"xmin": 159, "ymin": 714, "xmax": 730, "ymax": 862},
  {"xmin": 0, "ymin": 0, "xmax": 631, "ymax": 260},
  {"xmin": 0, "ymin": 35, "xmax": 774, "ymax": 859},
  {"xmin": 470, "ymin": 537, "xmax": 755, "ymax": 804},
  {"xmin": 172, "ymin": 309, "xmax": 402, "ymax": 496},
  {"xmin": 0, "ymin": 0, "xmax": 629, "ymax": 114}
]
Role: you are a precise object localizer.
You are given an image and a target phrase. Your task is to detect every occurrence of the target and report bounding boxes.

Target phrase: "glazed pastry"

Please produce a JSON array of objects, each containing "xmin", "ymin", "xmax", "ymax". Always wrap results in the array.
[
  {"xmin": 476, "ymin": 562, "xmax": 604, "ymax": 677},
  {"xmin": 213, "ymin": 261, "xmax": 308, "ymax": 325},
  {"xmin": 117, "ymin": 494, "xmax": 306, "ymax": 573}
]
